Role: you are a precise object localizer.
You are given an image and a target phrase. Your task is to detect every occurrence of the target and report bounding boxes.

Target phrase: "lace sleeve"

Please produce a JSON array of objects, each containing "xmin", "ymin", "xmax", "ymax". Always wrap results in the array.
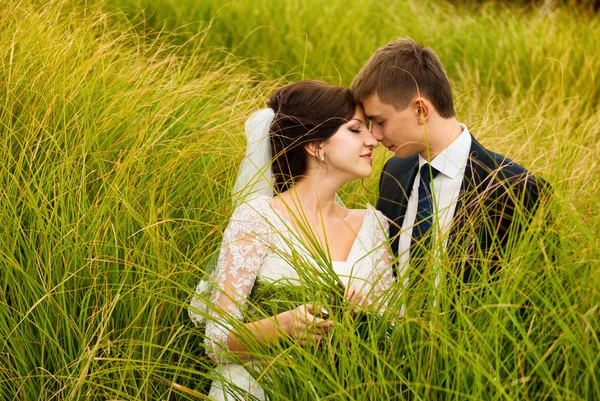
[
  {"xmin": 370, "ymin": 209, "xmax": 394, "ymax": 301},
  {"xmin": 203, "ymin": 201, "xmax": 270, "ymax": 362}
]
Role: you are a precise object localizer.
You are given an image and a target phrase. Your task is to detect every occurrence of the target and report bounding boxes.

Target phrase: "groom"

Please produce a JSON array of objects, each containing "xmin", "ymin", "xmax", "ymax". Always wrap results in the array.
[{"xmin": 350, "ymin": 38, "xmax": 550, "ymax": 284}]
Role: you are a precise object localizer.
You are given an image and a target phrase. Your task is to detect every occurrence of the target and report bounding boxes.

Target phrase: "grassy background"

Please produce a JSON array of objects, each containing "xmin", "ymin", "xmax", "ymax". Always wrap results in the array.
[{"xmin": 0, "ymin": 0, "xmax": 598, "ymax": 399}]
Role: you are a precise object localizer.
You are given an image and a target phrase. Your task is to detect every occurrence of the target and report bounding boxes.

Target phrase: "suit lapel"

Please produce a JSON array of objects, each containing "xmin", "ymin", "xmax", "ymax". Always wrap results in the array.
[
  {"xmin": 387, "ymin": 162, "xmax": 417, "ymax": 276},
  {"xmin": 451, "ymin": 136, "xmax": 494, "ymax": 233},
  {"xmin": 390, "ymin": 163, "xmax": 418, "ymax": 228},
  {"xmin": 447, "ymin": 136, "xmax": 501, "ymax": 285},
  {"xmin": 377, "ymin": 157, "xmax": 418, "ymax": 263}
]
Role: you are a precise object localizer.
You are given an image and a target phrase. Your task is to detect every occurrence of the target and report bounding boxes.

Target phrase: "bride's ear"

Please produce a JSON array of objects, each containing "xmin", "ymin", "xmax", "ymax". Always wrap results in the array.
[{"xmin": 304, "ymin": 141, "xmax": 324, "ymax": 162}]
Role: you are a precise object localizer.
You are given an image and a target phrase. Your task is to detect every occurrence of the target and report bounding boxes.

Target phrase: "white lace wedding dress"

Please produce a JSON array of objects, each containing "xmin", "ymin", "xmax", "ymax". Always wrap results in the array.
[{"xmin": 189, "ymin": 195, "xmax": 393, "ymax": 401}]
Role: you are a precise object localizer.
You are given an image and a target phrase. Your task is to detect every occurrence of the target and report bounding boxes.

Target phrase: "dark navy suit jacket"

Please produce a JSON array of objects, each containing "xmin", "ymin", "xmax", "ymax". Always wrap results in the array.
[{"xmin": 376, "ymin": 135, "xmax": 550, "ymax": 282}]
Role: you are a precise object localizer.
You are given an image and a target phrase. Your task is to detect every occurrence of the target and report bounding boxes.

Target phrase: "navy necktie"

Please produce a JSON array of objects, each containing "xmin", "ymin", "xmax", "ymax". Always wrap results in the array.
[{"xmin": 410, "ymin": 163, "xmax": 440, "ymax": 269}]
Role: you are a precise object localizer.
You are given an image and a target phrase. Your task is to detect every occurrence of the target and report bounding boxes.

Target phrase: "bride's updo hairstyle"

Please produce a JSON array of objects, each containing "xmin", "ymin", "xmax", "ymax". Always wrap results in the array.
[{"xmin": 267, "ymin": 80, "xmax": 356, "ymax": 193}]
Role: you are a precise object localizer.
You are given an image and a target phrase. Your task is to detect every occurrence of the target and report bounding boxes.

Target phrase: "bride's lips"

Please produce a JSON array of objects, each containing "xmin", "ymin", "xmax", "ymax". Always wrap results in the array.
[{"xmin": 360, "ymin": 152, "xmax": 373, "ymax": 162}]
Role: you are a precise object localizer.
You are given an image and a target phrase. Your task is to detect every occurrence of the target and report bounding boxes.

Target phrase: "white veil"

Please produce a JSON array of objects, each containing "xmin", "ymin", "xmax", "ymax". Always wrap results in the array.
[{"xmin": 232, "ymin": 108, "xmax": 276, "ymax": 206}]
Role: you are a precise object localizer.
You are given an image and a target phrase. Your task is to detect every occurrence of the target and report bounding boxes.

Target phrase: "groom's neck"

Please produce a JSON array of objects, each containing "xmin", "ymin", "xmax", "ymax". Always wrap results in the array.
[{"xmin": 418, "ymin": 116, "xmax": 463, "ymax": 161}]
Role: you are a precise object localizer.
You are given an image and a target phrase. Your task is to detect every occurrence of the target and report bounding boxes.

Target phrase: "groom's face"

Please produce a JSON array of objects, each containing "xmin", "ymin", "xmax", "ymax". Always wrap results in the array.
[{"xmin": 362, "ymin": 93, "xmax": 423, "ymax": 158}]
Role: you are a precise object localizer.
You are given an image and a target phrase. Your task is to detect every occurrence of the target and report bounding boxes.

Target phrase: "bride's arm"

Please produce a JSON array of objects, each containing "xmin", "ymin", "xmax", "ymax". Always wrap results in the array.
[
  {"xmin": 204, "ymin": 203, "xmax": 331, "ymax": 362},
  {"xmin": 226, "ymin": 304, "xmax": 332, "ymax": 358}
]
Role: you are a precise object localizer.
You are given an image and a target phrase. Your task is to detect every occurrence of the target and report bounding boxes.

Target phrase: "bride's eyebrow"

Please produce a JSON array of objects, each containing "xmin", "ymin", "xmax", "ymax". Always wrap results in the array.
[{"xmin": 351, "ymin": 118, "xmax": 366, "ymax": 125}]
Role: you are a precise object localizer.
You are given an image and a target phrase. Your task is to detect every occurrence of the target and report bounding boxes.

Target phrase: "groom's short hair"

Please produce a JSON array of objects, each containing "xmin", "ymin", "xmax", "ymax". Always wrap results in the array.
[{"xmin": 350, "ymin": 38, "xmax": 455, "ymax": 118}]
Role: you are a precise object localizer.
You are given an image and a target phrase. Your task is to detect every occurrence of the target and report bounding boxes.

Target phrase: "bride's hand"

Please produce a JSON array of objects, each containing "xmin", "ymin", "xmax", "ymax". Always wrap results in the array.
[
  {"xmin": 279, "ymin": 304, "xmax": 333, "ymax": 346},
  {"xmin": 345, "ymin": 284, "xmax": 373, "ymax": 315}
]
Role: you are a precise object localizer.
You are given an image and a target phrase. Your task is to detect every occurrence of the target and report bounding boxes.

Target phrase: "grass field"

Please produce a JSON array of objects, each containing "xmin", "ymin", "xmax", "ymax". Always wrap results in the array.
[{"xmin": 1, "ymin": 0, "xmax": 599, "ymax": 399}]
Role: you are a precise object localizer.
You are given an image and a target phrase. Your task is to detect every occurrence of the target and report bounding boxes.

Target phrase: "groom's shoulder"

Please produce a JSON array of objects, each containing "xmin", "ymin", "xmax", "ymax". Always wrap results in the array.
[
  {"xmin": 381, "ymin": 154, "xmax": 418, "ymax": 176},
  {"xmin": 474, "ymin": 141, "xmax": 551, "ymax": 196},
  {"xmin": 486, "ymin": 149, "xmax": 527, "ymax": 176},
  {"xmin": 472, "ymin": 138, "xmax": 535, "ymax": 179}
]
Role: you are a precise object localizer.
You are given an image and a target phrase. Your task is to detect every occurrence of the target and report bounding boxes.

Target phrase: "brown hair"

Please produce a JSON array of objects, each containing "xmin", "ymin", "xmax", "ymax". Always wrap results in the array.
[
  {"xmin": 267, "ymin": 80, "xmax": 356, "ymax": 193},
  {"xmin": 350, "ymin": 38, "xmax": 455, "ymax": 118}
]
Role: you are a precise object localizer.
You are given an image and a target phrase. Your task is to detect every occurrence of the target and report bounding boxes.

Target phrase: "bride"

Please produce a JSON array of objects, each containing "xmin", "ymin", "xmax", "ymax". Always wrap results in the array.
[{"xmin": 189, "ymin": 80, "xmax": 394, "ymax": 400}]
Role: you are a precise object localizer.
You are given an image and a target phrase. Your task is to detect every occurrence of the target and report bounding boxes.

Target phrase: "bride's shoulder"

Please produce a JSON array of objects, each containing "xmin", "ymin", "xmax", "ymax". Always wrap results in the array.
[
  {"xmin": 231, "ymin": 195, "xmax": 272, "ymax": 220},
  {"xmin": 341, "ymin": 206, "xmax": 367, "ymax": 221},
  {"xmin": 345, "ymin": 203, "xmax": 377, "ymax": 218},
  {"xmin": 363, "ymin": 203, "xmax": 390, "ymax": 227},
  {"xmin": 359, "ymin": 203, "xmax": 377, "ymax": 216},
  {"xmin": 225, "ymin": 196, "xmax": 274, "ymax": 236}
]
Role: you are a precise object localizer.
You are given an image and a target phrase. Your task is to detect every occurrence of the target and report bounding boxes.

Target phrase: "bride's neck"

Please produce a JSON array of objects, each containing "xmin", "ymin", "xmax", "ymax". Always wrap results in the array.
[{"xmin": 279, "ymin": 177, "xmax": 341, "ymax": 218}]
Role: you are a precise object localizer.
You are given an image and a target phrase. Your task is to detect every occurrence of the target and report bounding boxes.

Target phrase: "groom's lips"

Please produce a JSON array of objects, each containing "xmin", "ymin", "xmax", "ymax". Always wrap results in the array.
[{"xmin": 387, "ymin": 145, "xmax": 397, "ymax": 152}]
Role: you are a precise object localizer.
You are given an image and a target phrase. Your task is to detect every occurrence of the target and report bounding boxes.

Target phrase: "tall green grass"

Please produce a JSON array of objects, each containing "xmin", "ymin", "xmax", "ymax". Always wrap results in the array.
[
  {"xmin": 0, "ymin": 0, "xmax": 598, "ymax": 399},
  {"xmin": 0, "ymin": 1, "xmax": 274, "ymax": 398}
]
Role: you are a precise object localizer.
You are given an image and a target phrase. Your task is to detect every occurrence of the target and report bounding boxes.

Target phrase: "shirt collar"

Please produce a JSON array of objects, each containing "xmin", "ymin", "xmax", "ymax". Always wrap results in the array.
[{"xmin": 418, "ymin": 123, "xmax": 472, "ymax": 179}]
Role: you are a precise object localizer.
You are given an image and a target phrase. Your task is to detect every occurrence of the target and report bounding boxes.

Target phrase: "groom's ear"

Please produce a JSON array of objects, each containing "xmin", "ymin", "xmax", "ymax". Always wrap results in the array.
[{"xmin": 414, "ymin": 97, "xmax": 429, "ymax": 125}]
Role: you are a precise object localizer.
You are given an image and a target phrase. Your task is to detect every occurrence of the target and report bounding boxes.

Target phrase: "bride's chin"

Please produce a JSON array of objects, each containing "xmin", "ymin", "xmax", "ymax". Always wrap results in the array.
[{"xmin": 354, "ymin": 169, "xmax": 373, "ymax": 179}]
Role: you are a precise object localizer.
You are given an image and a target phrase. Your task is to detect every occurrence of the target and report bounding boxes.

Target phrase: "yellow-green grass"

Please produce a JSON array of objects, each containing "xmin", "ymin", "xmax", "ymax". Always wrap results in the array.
[{"xmin": 0, "ymin": 0, "xmax": 598, "ymax": 399}]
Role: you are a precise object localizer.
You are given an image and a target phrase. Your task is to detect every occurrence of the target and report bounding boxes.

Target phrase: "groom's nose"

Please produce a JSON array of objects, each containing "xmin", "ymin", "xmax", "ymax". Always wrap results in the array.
[{"xmin": 371, "ymin": 125, "xmax": 384, "ymax": 142}]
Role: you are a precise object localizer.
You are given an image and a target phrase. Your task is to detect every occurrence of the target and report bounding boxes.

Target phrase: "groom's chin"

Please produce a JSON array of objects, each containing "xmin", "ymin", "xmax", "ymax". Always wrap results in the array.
[
  {"xmin": 392, "ymin": 147, "xmax": 409, "ymax": 158},
  {"xmin": 386, "ymin": 144, "xmax": 409, "ymax": 158},
  {"xmin": 393, "ymin": 145, "xmax": 420, "ymax": 159}
]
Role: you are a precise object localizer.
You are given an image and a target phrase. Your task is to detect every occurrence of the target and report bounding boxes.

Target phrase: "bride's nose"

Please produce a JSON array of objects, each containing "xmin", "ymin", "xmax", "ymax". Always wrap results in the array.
[{"xmin": 364, "ymin": 131, "xmax": 378, "ymax": 148}]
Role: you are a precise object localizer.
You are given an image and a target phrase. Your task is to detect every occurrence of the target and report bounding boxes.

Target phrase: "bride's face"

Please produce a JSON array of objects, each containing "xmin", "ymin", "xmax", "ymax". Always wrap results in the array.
[{"xmin": 320, "ymin": 105, "xmax": 378, "ymax": 180}]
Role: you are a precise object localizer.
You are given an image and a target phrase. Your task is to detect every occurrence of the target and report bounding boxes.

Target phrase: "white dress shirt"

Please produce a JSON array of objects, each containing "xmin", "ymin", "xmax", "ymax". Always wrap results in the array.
[{"xmin": 397, "ymin": 125, "xmax": 472, "ymax": 284}]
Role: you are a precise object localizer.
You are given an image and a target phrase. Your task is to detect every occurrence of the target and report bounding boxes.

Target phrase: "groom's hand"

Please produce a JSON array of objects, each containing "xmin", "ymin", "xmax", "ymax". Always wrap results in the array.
[{"xmin": 345, "ymin": 284, "xmax": 373, "ymax": 316}]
